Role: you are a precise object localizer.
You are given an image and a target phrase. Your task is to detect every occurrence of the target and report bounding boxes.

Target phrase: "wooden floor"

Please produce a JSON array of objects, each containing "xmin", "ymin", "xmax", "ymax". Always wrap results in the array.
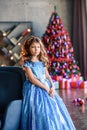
[{"xmin": 57, "ymin": 88, "xmax": 87, "ymax": 130}]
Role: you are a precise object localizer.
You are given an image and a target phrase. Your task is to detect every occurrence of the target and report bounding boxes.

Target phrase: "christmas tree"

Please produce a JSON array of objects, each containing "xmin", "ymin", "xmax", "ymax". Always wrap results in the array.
[{"xmin": 42, "ymin": 11, "xmax": 81, "ymax": 79}]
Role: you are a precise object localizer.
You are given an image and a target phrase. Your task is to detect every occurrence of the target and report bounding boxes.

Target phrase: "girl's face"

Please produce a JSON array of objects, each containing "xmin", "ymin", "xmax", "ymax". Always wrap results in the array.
[{"xmin": 29, "ymin": 42, "xmax": 41, "ymax": 57}]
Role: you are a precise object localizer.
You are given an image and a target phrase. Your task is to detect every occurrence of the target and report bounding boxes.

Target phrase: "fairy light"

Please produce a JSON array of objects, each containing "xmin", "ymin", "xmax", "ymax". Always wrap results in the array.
[
  {"xmin": 9, "ymin": 50, "xmax": 12, "ymax": 54},
  {"xmin": 18, "ymin": 42, "xmax": 21, "ymax": 46},
  {"xmin": 10, "ymin": 56, "xmax": 14, "ymax": 60},
  {"xmin": 3, "ymin": 32, "xmax": 7, "ymax": 36},
  {"xmin": 27, "ymin": 28, "xmax": 31, "ymax": 32}
]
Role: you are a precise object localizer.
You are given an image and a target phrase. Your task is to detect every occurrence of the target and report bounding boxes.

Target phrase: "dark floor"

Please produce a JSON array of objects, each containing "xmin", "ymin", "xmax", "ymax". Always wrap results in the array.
[{"xmin": 57, "ymin": 88, "xmax": 87, "ymax": 130}]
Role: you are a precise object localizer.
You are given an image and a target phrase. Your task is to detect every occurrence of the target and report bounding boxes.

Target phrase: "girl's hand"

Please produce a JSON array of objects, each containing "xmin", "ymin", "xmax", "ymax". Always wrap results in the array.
[
  {"xmin": 49, "ymin": 86, "xmax": 55, "ymax": 98},
  {"xmin": 45, "ymin": 87, "xmax": 54, "ymax": 98},
  {"xmin": 45, "ymin": 85, "xmax": 55, "ymax": 98},
  {"xmin": 45, "ymin": 87, "xmax": 50, "ymax": 94}
]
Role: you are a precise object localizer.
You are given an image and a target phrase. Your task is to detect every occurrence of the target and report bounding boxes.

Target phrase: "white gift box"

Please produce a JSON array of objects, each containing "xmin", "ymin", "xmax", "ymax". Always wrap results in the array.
[{"xmin": 53, "ymin": 81, "xmax": 59, "ymax": 90}]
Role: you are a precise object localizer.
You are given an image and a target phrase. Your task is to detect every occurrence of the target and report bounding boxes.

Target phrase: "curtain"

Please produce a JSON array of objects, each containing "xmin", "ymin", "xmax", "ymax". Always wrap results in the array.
[{"xmin": 73, "ymin": 0, "xmax": 87, "ymax": 80}]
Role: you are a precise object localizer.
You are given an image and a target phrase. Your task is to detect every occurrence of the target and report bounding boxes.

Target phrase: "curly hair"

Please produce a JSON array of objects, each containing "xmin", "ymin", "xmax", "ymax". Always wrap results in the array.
[{"xmin": 20, "ymin": 36, "xmax": 49, "ymax": 67}]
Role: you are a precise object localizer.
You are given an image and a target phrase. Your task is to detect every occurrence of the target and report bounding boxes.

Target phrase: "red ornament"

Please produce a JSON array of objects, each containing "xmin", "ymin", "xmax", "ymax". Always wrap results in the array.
[
  {"xmin": 79, "ymin": 99, "xmax": 85, "ymax": 105},
  {"xmin": 46, "ymin": 29, "xmax": 50, "ymax": 34},
  {"xmin": 72, "ymin": 98, "xmax": 85, "ymax": 106}
]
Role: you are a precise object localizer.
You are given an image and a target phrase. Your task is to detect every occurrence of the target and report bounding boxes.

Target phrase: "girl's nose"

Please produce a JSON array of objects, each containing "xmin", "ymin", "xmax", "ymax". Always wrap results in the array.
[{"xmin": 35, "ymin": 47, "xmax": 38, "ymax": 50}]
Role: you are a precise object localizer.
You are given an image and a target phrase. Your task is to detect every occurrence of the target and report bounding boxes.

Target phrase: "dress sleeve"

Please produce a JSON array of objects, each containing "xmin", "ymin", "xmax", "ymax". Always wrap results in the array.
[{"xmin": 23, "ymin": 61, "xmax": 32, "ymax": 69}]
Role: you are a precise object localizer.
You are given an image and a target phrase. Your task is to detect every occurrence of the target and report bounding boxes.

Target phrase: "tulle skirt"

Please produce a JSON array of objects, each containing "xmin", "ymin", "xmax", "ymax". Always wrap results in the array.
[{"xmin": 21, "ymin": 80, "xmax": 76, "ymax": 130}]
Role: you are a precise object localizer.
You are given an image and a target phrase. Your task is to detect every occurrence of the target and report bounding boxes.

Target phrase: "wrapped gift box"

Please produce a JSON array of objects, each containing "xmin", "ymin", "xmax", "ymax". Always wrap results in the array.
[
  {"xmin": 53, "ymin": 81, "xmax": 59, "ymax": 90},
  {"xmin": 70, "ymin": 76, "xmax": 82, "ymax": 88},
  {"xmin": 65, "ymin": 79, "xmax": 71, "ymax": 89},
  {"xmin": 59, "ymin": 78, "xmax": 67, "ymax": 89},
  {"xmin": 70, "ymin": 81, "xmax": 77, "ymax": 88},
  {"xmin": 79, "ymin": 81, "xmax": 87, "ymax": 88}
]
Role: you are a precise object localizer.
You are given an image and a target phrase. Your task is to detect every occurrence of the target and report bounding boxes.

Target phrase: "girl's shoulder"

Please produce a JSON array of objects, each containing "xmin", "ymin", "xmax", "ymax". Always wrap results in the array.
[{"xmin": 23, "ymin": 60, "xmax": 32, "ymax": 68}]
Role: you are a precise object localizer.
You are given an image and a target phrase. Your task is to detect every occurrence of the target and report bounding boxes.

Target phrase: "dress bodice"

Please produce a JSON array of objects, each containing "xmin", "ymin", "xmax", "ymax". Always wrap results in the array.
[{"xmin": 23, "ymin": 61, "xmax": 46, "ymax": 81}]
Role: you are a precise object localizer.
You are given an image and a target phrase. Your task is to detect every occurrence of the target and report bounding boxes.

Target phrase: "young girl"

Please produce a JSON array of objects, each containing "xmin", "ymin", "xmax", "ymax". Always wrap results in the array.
[{"xmin": 20, "ymin": 36, "xmax": 76, "ymax": 130}]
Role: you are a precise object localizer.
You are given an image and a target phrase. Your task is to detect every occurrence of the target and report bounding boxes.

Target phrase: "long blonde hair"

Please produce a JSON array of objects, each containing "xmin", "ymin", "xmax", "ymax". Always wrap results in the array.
[{"xmin": 20, "ymin": 36, "xmax": 49, "ymax": 67}]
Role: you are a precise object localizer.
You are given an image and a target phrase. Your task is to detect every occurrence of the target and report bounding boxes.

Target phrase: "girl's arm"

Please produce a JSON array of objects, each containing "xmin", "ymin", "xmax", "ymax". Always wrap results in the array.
[
  {"xmin": 45, "ymin": 67, "xmax": 54, "ymax": 87},
  {"xmin": 24, "ymin": 67, "xmax": 50, "ymax": 94},
  {"xmin": 45, "ymin": 67, "xmax": 55, "ymax": 97}
]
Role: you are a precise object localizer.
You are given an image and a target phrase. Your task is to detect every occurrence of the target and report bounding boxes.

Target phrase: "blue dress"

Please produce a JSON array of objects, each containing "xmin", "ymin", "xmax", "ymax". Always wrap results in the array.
[{"xmin": 21, "ymin": 61, "xmax": 76, "ymax": 130}]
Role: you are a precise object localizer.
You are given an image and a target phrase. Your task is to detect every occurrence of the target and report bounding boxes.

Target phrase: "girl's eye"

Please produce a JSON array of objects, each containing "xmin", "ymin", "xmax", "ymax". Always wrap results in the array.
[
  {"xmin": 31, "ymin": 46, "xmax": 40, "ymax": 48},
  {"xmin": 31, "ymin": 46, "xmax": 36, "ymax": 48},
  {"xmin": 31, "ymin": 46, "xmax": 35, "ymax": 48},
  {"xmin": 37, "ymin": 46, "xmax": 40, "ymax": 48}
]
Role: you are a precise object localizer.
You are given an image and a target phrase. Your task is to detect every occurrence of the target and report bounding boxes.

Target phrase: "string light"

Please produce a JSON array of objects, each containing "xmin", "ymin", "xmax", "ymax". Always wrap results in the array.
[
  {"xmin": 9, "ymin": 50, "xmax": 12, "ymax": 54},
  {"xmin": 10, "ymin": 56, "xmax": 14, "ymax": 60},
  {"xmin": 18, "ymin": 42, "xmax": 21, "ymax": 46},
  {"xmin": 3, "ymin": 32, "xmax": 7, "ymax": 36},
  {"xmin": 27, "ymin": 28, "xmax": 31, "ymax": 32}
]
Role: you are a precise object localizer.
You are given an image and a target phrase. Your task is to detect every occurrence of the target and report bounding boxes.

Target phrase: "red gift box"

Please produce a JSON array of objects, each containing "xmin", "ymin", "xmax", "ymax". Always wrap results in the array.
[
  {"xmin": 79, "ymin": 81, "xmax": 87, "ymax": 88},
  {"xmin": 65, "ymin": 79, "xmax": 71, "ymax": 89},
  {"xmin": 59, "ymin": 78, "xmax": 67, "ymax": 89}
]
